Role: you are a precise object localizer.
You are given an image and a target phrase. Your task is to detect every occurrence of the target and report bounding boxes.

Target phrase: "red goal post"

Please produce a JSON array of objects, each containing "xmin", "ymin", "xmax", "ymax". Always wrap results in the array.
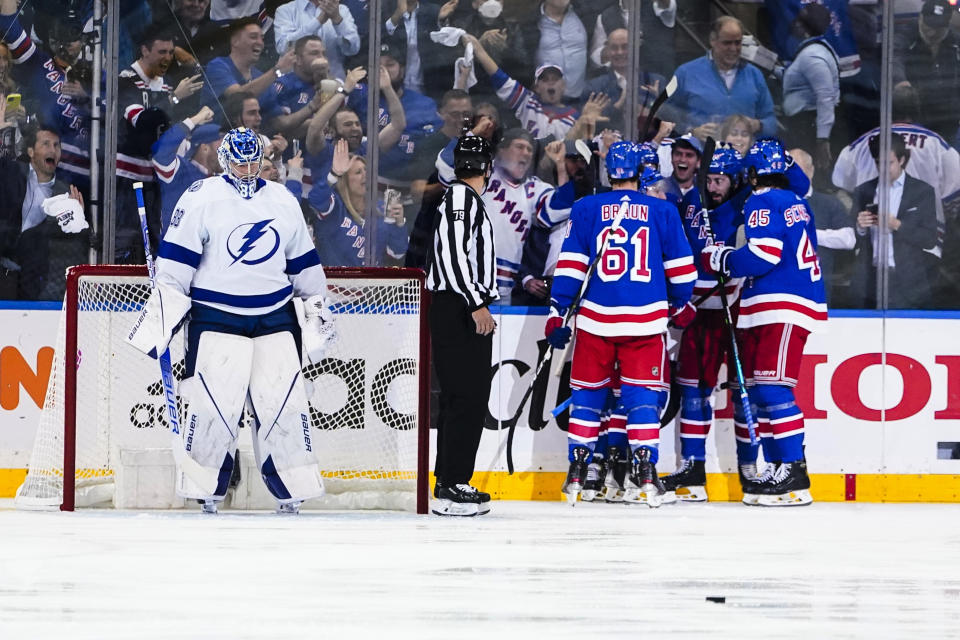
[{"xmin": 17, "ymin": 264, "xmax": 431, "ymax": 513}]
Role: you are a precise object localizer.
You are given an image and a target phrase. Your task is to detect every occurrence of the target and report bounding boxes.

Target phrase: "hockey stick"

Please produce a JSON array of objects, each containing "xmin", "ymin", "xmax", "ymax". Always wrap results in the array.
[
  {"xmin": 132, "ymin": 182, "xmax": 220, "ymax": 494},
  {"xmin": 695, "ymin": 140, "xmax": 758, "ymax": 446},
  {"xmin": 638, "ymin": 75, "xmax": 678, "ymax": 143},
  {"xmin": 574, "ymin": 138, "xmax": 599, "ymax": 198},
  {"xmin": 546, "ymin": 279, "xmax": 721, "ymax": 413},
  {"xmin": 505, "ymin": 203, "xmax": 631, "ymax": 474}
]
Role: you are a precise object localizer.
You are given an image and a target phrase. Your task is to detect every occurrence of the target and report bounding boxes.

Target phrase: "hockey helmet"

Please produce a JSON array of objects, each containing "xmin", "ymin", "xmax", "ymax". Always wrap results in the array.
[
  {"xmin": 709, "ymin": 143, "xmax": 743, "ymax": 178},
  {"xmin": 605, "ymin": 140, "xmax": 640, "ymax": 180},
  {"xmin": 453, "ymin": 134, "xmax": 493, "ymax": 175},
  {"xmin": 639, "ymin": 165, "xmax": 663, "ymax": 190},
  {"xmin": 744, "ymin": 137, "xmax": 787, "ymax": 176},
  {"xmin": 636, "ymin": 142, "xmax": 660, "ymax": 169},
  {"xmin": 218, "ymin": 127, "xmax": 264, "ymax": 199}
]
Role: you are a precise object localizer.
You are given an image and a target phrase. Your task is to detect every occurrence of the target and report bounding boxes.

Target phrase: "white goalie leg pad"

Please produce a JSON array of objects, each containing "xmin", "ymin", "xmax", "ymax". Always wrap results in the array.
[
  {"xmin": 126, "ymin": 282, "xmax": 192, "ymax": 358},
  {"xmin": 176, "ymin": 332, "xmax": 253, "ymax": 500},
  {"xmin": 248, "ymin": 331, "xmax": 325, "ymax": 503}
]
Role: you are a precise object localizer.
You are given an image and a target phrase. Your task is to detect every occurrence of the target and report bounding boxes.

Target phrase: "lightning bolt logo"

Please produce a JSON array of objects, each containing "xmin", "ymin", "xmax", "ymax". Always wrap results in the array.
[{"xmin": 227, "ymin": 219, "xmax": 281, "ymax": 266}]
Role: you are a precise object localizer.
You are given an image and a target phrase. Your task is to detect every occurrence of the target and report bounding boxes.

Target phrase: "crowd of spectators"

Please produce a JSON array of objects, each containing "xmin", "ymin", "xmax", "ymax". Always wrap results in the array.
[{"xmin": 0, "ymin": 0, "xmax": 959, "ymax": 312}]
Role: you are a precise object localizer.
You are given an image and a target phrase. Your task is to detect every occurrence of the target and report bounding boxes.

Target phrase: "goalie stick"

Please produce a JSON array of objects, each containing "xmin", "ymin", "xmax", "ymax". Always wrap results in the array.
[
  {"xmin": 504, "ymin": 201, "xmax": 632, "ymax": 474},
  {"xmin": 695, "ymin": 139, "xmax": 758, "ymax": 445},
  {"xmin": 132, "ymin": 182, "xmax": 220, "ymax": 494}
]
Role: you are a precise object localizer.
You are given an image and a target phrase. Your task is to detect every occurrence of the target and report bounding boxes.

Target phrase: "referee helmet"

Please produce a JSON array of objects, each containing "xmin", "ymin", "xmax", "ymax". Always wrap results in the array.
[{"xmin": 453, "ymin": 135, "xmax": 493, "ymax": 176}]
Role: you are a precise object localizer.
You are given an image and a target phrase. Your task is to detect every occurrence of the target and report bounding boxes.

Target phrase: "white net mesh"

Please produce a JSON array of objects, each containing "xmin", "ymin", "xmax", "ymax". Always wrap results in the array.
[{"xmin": 15, "ymin": 267, "xmax": 426, "ymax": 511}]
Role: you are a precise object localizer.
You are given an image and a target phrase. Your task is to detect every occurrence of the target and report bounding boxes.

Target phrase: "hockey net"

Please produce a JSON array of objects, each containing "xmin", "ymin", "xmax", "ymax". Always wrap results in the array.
[{"xmin": 15, "ymin": 265, "xmax": 430, "ymax": 513}]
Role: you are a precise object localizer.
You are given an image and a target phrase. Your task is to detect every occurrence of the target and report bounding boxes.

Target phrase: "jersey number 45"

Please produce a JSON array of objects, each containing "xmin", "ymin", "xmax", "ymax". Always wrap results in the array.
[
  {"xmin": 597, "ymin": 226, "xmax": 652, "ymax": 283},
  {"xmin": 796, "ymin": 229, "xmax": 822, "ymax": 282}
]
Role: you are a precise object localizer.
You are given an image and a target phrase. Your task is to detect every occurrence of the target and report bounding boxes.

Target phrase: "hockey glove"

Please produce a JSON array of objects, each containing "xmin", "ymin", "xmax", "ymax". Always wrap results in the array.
[
  {"xmin": 701, "ymin": 245, "xmax": 733, "ymax": 277},
  {"xmin": 125, "ymin": 282, "xmax": 192, "ymax": 359},
  {"xmin": 302, "ymin": 294, "xmax": 337, "ymax": 363},
  {"xmin": 544, "ymin": 308, "xmax": 572, "ymax": 350},
  {"xmin": 668, "ymin": 301, "xmax": 697, "ymax": 330}
]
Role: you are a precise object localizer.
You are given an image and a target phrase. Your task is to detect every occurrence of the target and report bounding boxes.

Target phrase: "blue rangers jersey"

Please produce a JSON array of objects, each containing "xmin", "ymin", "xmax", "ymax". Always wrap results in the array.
[
  {"xmin": 156, "ymin": 177, "xmax": 328, "ymax": 316},
  {"xmin": 678, "ymin": 186, "xmax": 744, "ymax": 310},
  {"xmin": 676, "ymin": 159, "xmax": 810, "ymax": 309},
  {"xmin": 726, "ymin": 187, "xmax": 827, "ymax": 332},
  {"xmin": 0, "ymin": 11, "xmax": 89, "ymax": 183},
  {"xmin": 552, "ymin": 190, "xmax": 697, "ymax": 337}
]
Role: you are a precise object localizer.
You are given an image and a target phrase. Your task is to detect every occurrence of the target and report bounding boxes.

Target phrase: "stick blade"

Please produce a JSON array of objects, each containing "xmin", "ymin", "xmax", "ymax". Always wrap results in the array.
[
  {"xmin": 664, "ymin": 75, "xmax": 678, "ymax": 99},
  {"xmin": 574, "ymin": 139, "xmax": 592, "ymax": 165}
]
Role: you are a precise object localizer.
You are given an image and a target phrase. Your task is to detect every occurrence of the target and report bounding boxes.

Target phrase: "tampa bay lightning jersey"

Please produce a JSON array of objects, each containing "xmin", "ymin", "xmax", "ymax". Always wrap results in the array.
[
  {"xmin": 156, "ymin": 176, "xmax": 328, "ymax": 316},
  {"xmin": 552, "ymin": 189, "xmax": 696, "ymax": 337},
  {"xmin": 726, "ymin": 187, "xmax": 827, "ymax": 332}
]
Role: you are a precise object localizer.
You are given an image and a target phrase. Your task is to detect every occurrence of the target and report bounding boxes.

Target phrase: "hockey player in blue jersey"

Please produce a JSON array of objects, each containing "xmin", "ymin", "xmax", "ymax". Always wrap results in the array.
[
  {"xmin": 578, "ymin": 163, "xmax": 676, "ymax": 503},
  {"xmin": 702, "ymin": 138, "xmax": 827, "ymax": 506},
  {"xmin": 661, "ymin": 143, "xmax": 769, "ymax": 501},
  {"xmin": 546, "ymin": 141, "xmax": 698, "ymax": 507},
  {"xmin": 126, "ymin": 128, "xmax": 335, "ymax": 514}
]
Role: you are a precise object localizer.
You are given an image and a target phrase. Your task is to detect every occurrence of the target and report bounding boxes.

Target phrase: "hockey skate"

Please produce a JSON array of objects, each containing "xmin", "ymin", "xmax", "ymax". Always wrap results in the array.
[
  {"xmin": 276, "ymin": 500, "xmax": 302, "ymax": 515},
  {"xmin": 660, "ymin": 457, "xmax": 707, "ymax": 502},
  {"xmin": 740, "ymin": 462, "xmax": 776, "ymax": 506},
  {"xmin": 580, "ymin": 459, "xmax": 608, "ymax": 502},
  {"xmin": 755, "ymin": 460, "xmax": 813, "ymax": 507},
  {"xmin": 432, "ymin": 483, "xmax": 489, "ymax": 516},
  {"xmin": 198, "ymin": 499, "xmax": 220, "ymax": 515},
  {"xmin": 602, "ymin": 447, "xmax": 627, "ymax": 502},
  {"xmin": 562, "ymin": 447, "xmax": 591, "ymax": 505},
  {"xmin": 433, "ymin": 481, "xmax": 490, "ymax": 514},
  {"xmin": 623, "ymin": 449, "xmax": 675, "ymax": 508}
]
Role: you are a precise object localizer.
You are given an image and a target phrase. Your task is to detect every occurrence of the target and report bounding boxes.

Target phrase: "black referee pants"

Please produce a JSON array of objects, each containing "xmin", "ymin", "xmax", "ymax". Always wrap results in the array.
[{"xmin": 430, "ymin": 292, "xmax": 493, "ymax": 486}]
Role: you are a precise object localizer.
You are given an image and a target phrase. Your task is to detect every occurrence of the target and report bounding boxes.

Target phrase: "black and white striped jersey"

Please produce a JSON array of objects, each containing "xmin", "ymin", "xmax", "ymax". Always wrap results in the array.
[{"xmin": 426, "ymin": 181, "xmax": 499, "ymax": 310}]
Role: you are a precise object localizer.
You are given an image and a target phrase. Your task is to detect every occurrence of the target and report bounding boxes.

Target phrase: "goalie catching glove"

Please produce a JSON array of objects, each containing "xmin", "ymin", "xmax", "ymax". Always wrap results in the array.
[
  {"xmin": 544, "ymin": 306, "xmax": 571, "ymax": 349},
  {"xmin": 125, "ymin": 282, "xmax": 192, "ymax": 358},
  {"xmin": 302, "ymin": 294, "xmax": 337, "ymax": 362},
  {"xmin": 701, "ymin": 244, "xmax": 733, "ymax": 277}
]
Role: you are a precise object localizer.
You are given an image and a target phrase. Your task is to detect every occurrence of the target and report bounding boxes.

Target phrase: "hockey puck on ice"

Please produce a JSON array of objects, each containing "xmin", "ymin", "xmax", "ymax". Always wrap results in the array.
[{"xmin": 706, "ymin": 596, "xmax": 726, "ymax": 604}]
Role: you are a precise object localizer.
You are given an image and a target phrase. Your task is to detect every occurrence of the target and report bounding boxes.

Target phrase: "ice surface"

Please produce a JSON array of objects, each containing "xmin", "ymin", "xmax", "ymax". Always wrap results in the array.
[{"xmin": 0, "ymin": 501, "xmax": 958, "ymax": 639}]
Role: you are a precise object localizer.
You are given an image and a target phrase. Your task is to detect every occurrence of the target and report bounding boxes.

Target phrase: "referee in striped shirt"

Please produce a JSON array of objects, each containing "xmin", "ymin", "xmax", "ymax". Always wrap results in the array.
[{"xmin": 426, "ymin": 135, "xmax": 498, "ymax": 516}]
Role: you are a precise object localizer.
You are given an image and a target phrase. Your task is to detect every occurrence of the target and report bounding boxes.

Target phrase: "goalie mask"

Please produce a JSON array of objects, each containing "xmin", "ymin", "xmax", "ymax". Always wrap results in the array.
[{"xmin": 218, "ymin": 127, "xmax": 264, "ymax": 199}]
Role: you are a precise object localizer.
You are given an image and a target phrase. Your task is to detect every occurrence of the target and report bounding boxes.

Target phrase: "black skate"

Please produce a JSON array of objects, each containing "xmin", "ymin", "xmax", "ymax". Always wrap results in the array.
[
  {"xmin": 623, "ymin": 449, "xmax": 675, "ymax": 507},
  {"xmin": 603, "ymin": 447, "xmax": 628, "ymax": 502},
  {"xmin": 562, "ymin": 447, "xmax": 591, "ymax": 506},
  {"xmin": 739, "ymin": 462, "xmax": 774, "ymax": 506},
  {"xmin": 434, "ymin": 482, "xmax": 490, "ymax": 505},
  {"xmin": 754, "ymin": 460, "xmax": 812, "ymax": 507},
  {"xmin": 660, "ymin": 457, "xmax": 707, "ymax": 502},
  {"xmin": 580, "ymin": 458, "xmax": 608, "ymax": 502},
  {"xmin": 432, "ymin": 483, "xmax": 490, "ymax": 516}
]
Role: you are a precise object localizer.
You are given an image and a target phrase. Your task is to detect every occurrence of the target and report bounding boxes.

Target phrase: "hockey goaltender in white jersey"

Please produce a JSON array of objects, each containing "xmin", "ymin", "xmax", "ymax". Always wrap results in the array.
[{"xmin": 126, "ymin": 127, "xmax": 336, "ymax": 514}]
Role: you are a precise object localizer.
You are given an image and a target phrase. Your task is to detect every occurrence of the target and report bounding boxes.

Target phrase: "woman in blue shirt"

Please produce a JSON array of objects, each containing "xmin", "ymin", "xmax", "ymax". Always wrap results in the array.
[{"xmin": 307, "ymin": 138, "xmax": 408, "ymax": 266}]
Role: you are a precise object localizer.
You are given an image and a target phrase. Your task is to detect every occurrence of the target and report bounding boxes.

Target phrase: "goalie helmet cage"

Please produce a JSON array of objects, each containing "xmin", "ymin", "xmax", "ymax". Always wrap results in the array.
[{"xmin": 17, "ymin": 264, "xmax": 431, "ymax": 513}]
